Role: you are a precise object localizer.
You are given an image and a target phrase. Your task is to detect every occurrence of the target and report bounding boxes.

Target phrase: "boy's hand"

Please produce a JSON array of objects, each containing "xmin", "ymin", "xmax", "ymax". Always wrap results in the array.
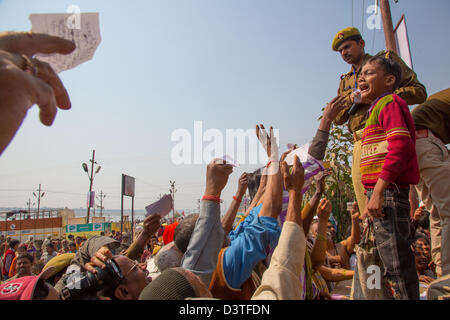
[{"xmin": 366, "ymin": 192, "xmax": 385, "ymax": 218}]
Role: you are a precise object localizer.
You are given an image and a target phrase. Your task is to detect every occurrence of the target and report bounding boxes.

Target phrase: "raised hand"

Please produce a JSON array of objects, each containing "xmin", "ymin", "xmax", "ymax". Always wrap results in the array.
[
  {"xmin": 84, "ymin": 246, "xmax": 113, "ymax": 274},
  {"xmin": 236, "ymin": 172, "xmax": 249, "ymax": 198},
  {"xmin": 0, "ymin": 32, "xmax": 75, "ymax": 154},
  {"xmin": 281, "ymin": 155, "xmax": 305, "ymax": 192},
  {"xmin": 256, "ymin": 124, "xmax": 279, "ymax": 162},
  {"xmin": 317, "ymin": 199, "xmax": 332, "ymax": 221},
  {"xmin": 205, "ymin": 159, "xmax": 234, "ymax": 197},
  {"xmin": 141, "ymin": 214, "xmax": 161, "ymax": 238},
  {"xmin": 323, "ymin": 96, "xmax": 347, "ymax": 122}
]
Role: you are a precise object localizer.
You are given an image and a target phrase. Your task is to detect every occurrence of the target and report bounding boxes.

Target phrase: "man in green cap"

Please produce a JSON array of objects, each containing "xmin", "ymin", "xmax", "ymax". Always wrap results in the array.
[{"xmin": 331, "ymin": 26, "xmax": 427, "ymax": 216}]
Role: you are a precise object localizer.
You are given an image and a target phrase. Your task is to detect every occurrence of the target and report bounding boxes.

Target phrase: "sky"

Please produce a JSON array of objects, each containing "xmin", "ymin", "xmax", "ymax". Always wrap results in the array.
[{"xmin": 0, "ymin": 0, "xmax": 449, "ymax": 213}]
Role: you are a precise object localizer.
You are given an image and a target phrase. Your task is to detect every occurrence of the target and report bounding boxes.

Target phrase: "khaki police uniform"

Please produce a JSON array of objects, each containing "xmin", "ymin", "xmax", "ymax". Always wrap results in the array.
[{"xmin": 332, "ymin": 29, "xmax": 427, "ymax": 214}]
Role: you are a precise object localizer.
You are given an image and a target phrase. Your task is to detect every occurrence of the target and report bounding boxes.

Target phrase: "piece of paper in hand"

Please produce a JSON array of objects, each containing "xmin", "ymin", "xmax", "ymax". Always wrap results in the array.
[
  {"xmin": 285, "ymin": 143, "xmax": 310, "ymax": 166},
  {"xmin": 145, "ymin": 194, "xmax": 173, "ymax": 218},
  {"xmin": 29, "ymin": 12, "xmax": 101, "ymax": 73},
  {"xmin": 215, "ymin": 155, "xmax": 240, "ymax": 167}
]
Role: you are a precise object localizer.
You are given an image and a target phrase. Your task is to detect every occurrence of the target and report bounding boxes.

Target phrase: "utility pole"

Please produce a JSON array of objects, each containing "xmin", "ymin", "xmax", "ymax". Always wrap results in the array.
[
  {"xmin": 169, "ymin": 180, "xmax": 177, "ymax": 222},
  {"xmin": 27, "ymin": 199, "xmax": 35, "ymax": 215},
  {"xmin": 380, "ymin": 0, "xmax": 398, "ymax": 54},
  {"xmin": 82, "ymin": 150, "xmax": 101, "ymax": 224},
  {"xmin": 96, "ymin": 191, "xmax": 106, "ymax": 217},
  {"xmin": 33, "ymin": 184, "xmax": 45, "ymax": 218},
  {"xmin": 197, "ymin": 198, "xmax": 200, "ymax": 213}
]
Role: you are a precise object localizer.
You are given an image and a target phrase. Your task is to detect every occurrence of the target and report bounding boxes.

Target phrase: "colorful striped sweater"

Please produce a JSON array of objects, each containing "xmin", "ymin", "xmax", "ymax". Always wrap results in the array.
[{"xmin": 360, "ymin": 93, "xmax": 419, "ymax": 189}]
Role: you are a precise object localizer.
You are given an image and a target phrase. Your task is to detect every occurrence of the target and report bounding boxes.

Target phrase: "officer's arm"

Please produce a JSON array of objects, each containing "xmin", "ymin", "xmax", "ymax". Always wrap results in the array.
[
  {"xmin": 387, "ymin": 51, "xmax": 427, "ymax": 105},
  {"xmin": 334, "ymin": 79, "xmax": 353, "ymax": 125}
]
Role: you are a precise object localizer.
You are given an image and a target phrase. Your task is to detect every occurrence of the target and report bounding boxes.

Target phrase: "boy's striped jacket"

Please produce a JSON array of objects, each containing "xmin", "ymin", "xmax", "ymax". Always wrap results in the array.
[{"xmin": 360, "ymin": 93, "xmax": 419, "ymax": 190}]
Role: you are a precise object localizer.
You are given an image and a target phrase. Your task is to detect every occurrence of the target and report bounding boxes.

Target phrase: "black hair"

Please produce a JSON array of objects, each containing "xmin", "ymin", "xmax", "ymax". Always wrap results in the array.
[
  {"xmin": 247, "ymin": 167, "xmax": 264, "ymax": 201},
  {"xmin": 365, "ymin": 56, "xmax": 402, "ymax": 90},
  {"xmin": 9, "ymin": 239, "xmax": 20, "ymax": 248},
  {"xmin": 17, "ymin": 253, "xmax": 34, "ymax": 264},
  {"xmin": 417, "ymin": 210, "xmax": 430, "ymax": 230},
  {"xmin": 46, "ymin": 242, "xmax": 54, "ymax": 249},
  {"xmin": 174, "ymin": 214, "xmax": 199, "ymax": 253},
  {"xmin": 413, "ymin": 236, "xmax": 430, "ymax": 248}
]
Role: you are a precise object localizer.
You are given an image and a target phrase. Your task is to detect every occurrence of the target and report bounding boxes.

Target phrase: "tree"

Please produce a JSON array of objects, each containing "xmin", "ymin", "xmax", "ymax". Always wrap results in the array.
[
  {"xmin": 324, "ymin": 123, "xmax": 355, "ymax": 241},
  {"xmin": 304, "ymin": 117, "xmax": 355, "ymax": 241}
]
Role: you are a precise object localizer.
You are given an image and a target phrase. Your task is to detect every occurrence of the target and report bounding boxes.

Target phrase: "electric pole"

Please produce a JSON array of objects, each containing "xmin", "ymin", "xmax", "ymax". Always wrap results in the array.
[
  {"xmin": 82, "ymin": 150, "xmax": 101, "ymax": 224},
  {"xmin": 169, "ymin": 180, "xmax": 177, "ymax": 222},
  {"xmin": 96, "ymin": 191, "xmax": 106, "ymax": 217},
  {"xmin": 27, "ymin": 199, "xmax": 35, "ymax": 215},
  {"xmin": 33, "ymin": 184, "xmax": 45, "ymax": 218},
  {"xmin": 380, "ymin": 0, "xmax": 398, "ymax": 54}
]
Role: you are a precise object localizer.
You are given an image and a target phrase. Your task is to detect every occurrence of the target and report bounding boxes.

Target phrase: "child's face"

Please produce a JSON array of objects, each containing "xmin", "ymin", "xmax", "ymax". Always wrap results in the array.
[{"xmin": 358, "ymin": 61, "xmax": 395, "ymax": 103}]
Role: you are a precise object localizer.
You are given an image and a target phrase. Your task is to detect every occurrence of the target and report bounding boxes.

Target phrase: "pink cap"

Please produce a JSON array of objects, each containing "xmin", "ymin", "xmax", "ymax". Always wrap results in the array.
[{"xmin": 0, "ymin": 267, "xmax": 55, "ymax": 300}]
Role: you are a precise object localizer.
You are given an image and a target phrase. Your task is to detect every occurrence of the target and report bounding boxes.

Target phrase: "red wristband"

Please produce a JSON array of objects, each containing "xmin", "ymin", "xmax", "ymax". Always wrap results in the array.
[
  {"xmin": 202, "ymin": 195, "xmax": 222, "ymax": 204},
  {"xmin": 233, "ymin": 196, "xmax": 242, "ymax": 203}
]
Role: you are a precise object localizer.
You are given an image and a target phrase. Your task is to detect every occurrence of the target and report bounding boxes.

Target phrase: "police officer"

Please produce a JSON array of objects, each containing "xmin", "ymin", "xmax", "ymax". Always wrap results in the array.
[{"xmin": 331, "ymin": 27, "xmax": 427, "ymax": 214}]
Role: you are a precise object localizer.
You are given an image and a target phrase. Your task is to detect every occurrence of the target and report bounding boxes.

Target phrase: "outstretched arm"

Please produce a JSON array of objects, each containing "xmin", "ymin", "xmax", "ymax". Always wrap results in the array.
[
  {"xmin": 251, "ymin": 155, "xmax": 306, "ymax": 300},
  {"xmin": 221, "ymin": 172, "xmax": 248, "ymax": 234},
  {"xmin": 341, "ymin": 202, "xmax": 361, "ymax": 255},
  {"xmin": 310, "ymin": 199, "xmax": 332, "ymax": 271},
  {"xmin": 181, "ymin": 159, "xmax": 233, "ymax": 286}
]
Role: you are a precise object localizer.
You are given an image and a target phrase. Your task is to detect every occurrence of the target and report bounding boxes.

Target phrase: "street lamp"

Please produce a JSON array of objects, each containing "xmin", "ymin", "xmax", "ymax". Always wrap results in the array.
[
  {"xmin": 33, "ymin": 184, "xmax": 45, "ymax": 217},
  {"xmin": 83, "ymin": 150, "xmax": 101, "ymax": 224}
]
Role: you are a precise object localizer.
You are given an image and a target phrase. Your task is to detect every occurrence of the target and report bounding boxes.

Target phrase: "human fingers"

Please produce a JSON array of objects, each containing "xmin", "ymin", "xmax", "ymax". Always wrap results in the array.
[
  {"xmin": 281, "ymin": 161, "xmax": 290, "ymax": 187},
  {"xmin": 30, "ymin": 76, "xmax": 58, "ymax": 126},
  {"xmin": 328, "ymin": 96, "xmax": 341, "ymax": 105},
  {"xmin": 280, "ymin": 150, "xmax": 290, "ymax": 163},
  {"xmin": 331, "ymin": 96, "xmax": 346, "ymax": 108},
  {"xmin": 0, "ymin": 32, "xmax": 75, "ymax": 56},
  {"xmin": 293, "ymin": 155, "xmax": 304, "ymax": 175},
  {"xmin": 217, "ymin": 164, "xmax": 233, "ymax": 176},
  {"xmin": 239, "ymin": 172, "xmax": 248, "ymax": 181},
  {"xmin": 269, "ymin": 126, "xmax": 277, "ymax": 149},
  {"xmin": 84, "ymin": 262, "xmax": 97, "ymax": 274},
  {"xmin": 32, "ymin": 58, "xmax": 71, "ymax": 109}
]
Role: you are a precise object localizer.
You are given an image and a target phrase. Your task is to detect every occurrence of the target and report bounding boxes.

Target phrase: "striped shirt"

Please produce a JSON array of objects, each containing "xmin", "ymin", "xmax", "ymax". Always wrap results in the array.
[{"xmin": 360, "ymin": 93, "xmax": 419, "ymax": 189}]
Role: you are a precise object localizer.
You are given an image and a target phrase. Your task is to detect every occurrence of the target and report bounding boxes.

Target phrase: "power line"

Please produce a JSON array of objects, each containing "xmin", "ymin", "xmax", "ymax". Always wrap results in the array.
[
  {"xmin": 371, "ymin": 27, "xmax": 376, "ymax": 53},
  {"xmin": 362, "ymin": 0, "xmax": 365, "ymax": 36},
  {"xmin": 352, "ymin": 0, "xmax": 354, "ymax": 26}
]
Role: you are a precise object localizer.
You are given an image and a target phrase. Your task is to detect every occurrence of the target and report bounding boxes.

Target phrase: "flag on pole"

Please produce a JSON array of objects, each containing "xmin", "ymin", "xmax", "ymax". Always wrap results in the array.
[{"xmin": 394, "ymin": 15, "xmax": 413, "ymax": 70}]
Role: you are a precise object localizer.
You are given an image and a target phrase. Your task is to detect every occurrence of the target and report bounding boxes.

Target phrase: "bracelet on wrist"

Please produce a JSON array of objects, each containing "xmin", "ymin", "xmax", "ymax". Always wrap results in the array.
[
  {"xmin": 202, "ymin": 195, "xmax": 222, "ymax": 204},
  {"xmin": 233, "ymin": 196, "xmax": 242, "ymax": 203}
]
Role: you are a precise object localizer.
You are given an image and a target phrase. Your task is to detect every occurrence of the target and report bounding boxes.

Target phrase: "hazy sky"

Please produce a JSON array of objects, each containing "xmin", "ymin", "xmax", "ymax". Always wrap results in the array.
[{"xmin": 0, "ymin": 0, "xmax": 449, "ymax": 212}]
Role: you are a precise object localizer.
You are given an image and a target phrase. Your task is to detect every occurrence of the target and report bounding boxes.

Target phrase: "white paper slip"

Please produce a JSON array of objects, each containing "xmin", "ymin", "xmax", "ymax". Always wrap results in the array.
[
  {"xmin": 29, "ymin": 12, "xmax": 101, "ymax": 73},
  {"xmin": 214, "ymin": 155, "xmax": 240, "ymax": 167},
  {"xmin": 145, "ymin": 194, "xmax": 173, "ymax": 218},
  {"xmin": 284, "ymin": 142, "xmax": 311, "ymax": 166}
]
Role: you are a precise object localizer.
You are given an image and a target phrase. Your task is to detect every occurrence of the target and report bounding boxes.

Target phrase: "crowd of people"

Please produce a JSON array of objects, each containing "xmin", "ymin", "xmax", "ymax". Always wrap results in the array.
[{"xmin": 0, "ymin": 25, "xmax": 449, "ymax": 301}]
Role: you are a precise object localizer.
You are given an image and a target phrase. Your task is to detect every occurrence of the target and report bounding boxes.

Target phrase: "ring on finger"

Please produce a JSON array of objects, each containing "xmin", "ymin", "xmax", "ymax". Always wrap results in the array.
[{"xmin": 21, "ymin": 54, "xmax": 38, "ymax": 76}]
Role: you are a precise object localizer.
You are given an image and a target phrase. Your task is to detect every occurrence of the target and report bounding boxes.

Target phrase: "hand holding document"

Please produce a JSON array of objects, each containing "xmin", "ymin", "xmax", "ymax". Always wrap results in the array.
[
  {"xmin": 29, "ymin": 12, "xmax": 101, "ymax": 73},
  {"xmin": 145, "ymin": 194, "xmax": 173, "ymax": 218}
]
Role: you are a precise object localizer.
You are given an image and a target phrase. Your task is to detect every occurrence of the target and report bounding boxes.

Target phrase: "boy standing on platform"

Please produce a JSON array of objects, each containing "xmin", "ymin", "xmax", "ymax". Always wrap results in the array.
[{"xmin": 357, "ymin": 56, "xmax": 420, "ymax": 300}]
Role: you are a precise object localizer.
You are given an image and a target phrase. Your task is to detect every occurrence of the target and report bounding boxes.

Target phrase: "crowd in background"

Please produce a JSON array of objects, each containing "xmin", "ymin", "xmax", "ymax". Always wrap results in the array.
[{"xmin": 0, "ymin": 24, "xmax": 449, "ymax": 301}]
